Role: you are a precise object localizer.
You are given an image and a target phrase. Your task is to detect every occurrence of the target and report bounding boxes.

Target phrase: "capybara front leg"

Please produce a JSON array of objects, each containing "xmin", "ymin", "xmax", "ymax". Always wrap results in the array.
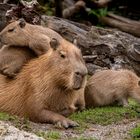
[
  {"xmin": 118, "ymin": 98, "xmax": 129, "ymax": 107},
  {"xmin": 35, "ymin": 110, "xmax": 79, "ymax": 128},
  {"xmin": 59, "ymin": 105, "xmax": 77, "ymax": 117}
]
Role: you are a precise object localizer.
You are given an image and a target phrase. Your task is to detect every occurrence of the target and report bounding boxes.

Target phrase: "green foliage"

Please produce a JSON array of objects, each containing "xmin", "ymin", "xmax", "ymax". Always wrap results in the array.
[
  {"xmin": 40, "ymin": 4, "xmax": 54, "ymax": 16},
  {"xmin": 130, "ymin": 125, "xmax": 140, "ymax": 139},
  {"xmin": 88, "ymin": 8, "xmax": 108, "ymax": 18},
  {"xmin": 36, "ymin": 130, "xmax": 61, "ymax": 140},
  {"xmin": 37, "ymin": 0, "xmax": 54, "ymax": 16}
]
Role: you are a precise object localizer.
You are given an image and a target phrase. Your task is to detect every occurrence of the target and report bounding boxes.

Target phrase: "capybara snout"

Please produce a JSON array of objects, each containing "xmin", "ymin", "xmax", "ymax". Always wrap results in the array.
[{"xmin": 73, "ymin": 67, "xmax": 87, "ymax": 90}]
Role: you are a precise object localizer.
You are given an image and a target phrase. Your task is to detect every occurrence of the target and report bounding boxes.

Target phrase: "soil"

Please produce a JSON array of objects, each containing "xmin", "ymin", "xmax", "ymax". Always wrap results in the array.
[{"xmin": 0, "ymin": 119, "xmax": 140, "ymax": 140}]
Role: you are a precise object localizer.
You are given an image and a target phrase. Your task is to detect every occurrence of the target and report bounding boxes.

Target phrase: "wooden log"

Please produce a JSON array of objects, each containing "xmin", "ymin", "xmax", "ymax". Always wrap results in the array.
[
  {"xmin": 62, "ymin": 0, "xmax": 86, "ymax": 19},
  {"xmin": 0, "ymin": 1, "xmax": 140, "ymax": 76},
  {"xmin": 41, "ymin": 15, "xmax": 140, "ymax": 76},
  {"xmin": 93, "ymin": 0, "xmax": 112, "ymax": 8},
  {"xmin": 107, "ymin": 13, "xmax": 140, "ymax": 26},
  {"xmin": 100, "ymin": 13, "xmax": 140, "ymax": 37}
]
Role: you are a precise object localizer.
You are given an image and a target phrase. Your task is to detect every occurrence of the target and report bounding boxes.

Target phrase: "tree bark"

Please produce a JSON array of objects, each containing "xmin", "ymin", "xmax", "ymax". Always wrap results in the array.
[
  {"xmin": 41, "ymin": 15, "xmax": 140, "ymax": 76},
  {"xmin": 0, "ymin": 3, "xmax": 12, "ymax": 31}
]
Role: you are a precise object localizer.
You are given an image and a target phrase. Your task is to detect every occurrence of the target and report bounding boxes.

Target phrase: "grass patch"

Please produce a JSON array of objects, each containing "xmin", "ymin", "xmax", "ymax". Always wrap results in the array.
[
  {"xmin": 0, "ymin": 112, "xmax": 31, "ymax": 131},
  {"xmin": 36, "ymin": 130, "xmax": 61, "ymax": 140},
  {"xmin": 70, "ymin": 137, "xmax": 97, "ymax": 140},
  {"xmin": 130, "ymin": 125, "xmax": 140, "ymax": 139},
  {"xmin": 70, "ymin": 99, "xmax": 140, "ymax": 130},
  {"xmin": 0, "ymin": 112, "xmax": 16, "ymax": 121}
]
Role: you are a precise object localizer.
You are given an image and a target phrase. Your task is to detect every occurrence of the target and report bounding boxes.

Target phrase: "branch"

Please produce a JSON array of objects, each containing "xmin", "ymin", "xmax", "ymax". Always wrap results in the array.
[
  {"xmin": 63, "ymin": 0, "xmax": 86, "ymax": 19},
  {"xmin": 100, "ymin": 14, "xmax": 140, "ymax": 37}
]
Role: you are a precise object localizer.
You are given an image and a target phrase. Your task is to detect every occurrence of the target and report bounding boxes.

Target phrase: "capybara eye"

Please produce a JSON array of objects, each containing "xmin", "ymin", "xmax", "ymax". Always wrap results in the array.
[{"xmin": 8, "ymin": 28, "xmax": 15, "ymax": 32}]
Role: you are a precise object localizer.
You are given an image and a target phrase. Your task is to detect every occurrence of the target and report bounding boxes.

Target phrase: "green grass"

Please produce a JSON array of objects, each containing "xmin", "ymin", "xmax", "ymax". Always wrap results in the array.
[
  {"xmin": 0, "ymin": 112, "xmax": 31, "ymax": 131},
  {"xmin": 0, "ymin": 100, "xmax": 140, "ymax": 139},
  {"xmin": 69, "ymin": 136, "xmax": 97, "ymax": 140},
  {"xmin": 0, "ymin": 112, "xmax": 16, "ymax": 121},
  {"xmin": 130, "ymin": 125, "xmax": 140, "ymax": 139},
  {"xmin": 36, "ymin": 130, "xmax": 61, "ymax": 140},
  {"xmin": 70, "ymin": 99, "xmax": 140, "ymax": 130}
]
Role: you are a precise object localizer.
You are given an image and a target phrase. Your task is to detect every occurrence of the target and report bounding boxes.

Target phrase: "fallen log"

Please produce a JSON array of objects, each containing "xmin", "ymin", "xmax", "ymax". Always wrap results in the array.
[
  {"xmin": 0, "ymin": 2, "xmax": 140, "ymax": 76},
  {"xmin": 100, "ymin": 13, "xmax": 140, "ymax": 37},
  {"xmin": 41, "ymin": 15, "xmax": 140, "ymax": 76}
]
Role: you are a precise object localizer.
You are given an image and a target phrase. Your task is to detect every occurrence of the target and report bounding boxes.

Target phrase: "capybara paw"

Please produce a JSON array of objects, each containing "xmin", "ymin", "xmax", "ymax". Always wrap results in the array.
[
  {"xmin": 56, "ymin": 119, "xmax": 79, "ymax": 129},
  {"xmin": 0, "ymin": 67, "xmax": 17, "ymax": 78},
  {"xmin": 76, "ymin": 105, "xmax": 85, "ymax": 111}
]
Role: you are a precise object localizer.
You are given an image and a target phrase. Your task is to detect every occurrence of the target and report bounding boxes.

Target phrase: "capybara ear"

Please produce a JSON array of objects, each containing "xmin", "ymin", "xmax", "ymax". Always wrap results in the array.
[
  {"xmin": 138, "ymin": 81, "xmax": 140, "ymax": 86},
  {"xmin": 50, "ymin": 38, "xmax": 59, "ymax": 50},
  {"xmin": 18, "ymin": 18, "xmax": 26, "ymax": 28}
]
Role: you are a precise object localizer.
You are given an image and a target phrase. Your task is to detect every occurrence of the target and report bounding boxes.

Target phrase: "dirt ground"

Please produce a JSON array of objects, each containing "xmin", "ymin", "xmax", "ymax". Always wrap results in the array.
[{"xmin": 0, "ymin": 119, "xmax": 140, "ymax": 140}]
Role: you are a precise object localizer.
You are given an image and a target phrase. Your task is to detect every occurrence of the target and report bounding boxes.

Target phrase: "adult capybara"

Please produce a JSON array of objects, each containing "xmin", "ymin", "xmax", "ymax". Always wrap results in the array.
[
  {"xmin": 0, "ymin": 45, "xmax": 36, "ymax": 78},
  {"xmin": 0, "ymin": 19, "xmax": 75, "ymax": 77},
  {"xmin": 85, "ymin": 69, "xmax": 140, "ymax": 107},
  {"xmin": 0, "ymin": 38, "xmax": 87, "ymax": 128}
]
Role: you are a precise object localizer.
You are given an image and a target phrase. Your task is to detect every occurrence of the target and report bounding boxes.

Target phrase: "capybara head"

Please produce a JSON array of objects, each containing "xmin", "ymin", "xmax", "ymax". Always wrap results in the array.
[
  {"xmin": 0, "ymin": 19, "xmax": 28, "ymax": 46},
  {"xmin": 44, "ymin": 38, "xmax": 87, "ymax": 90}
]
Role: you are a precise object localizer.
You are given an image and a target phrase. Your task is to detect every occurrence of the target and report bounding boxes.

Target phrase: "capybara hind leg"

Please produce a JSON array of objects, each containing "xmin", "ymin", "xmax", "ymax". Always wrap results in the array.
[
  {"xmin": 34, "ymin": 110, "xmax": 79, "ymax": 128},
  {"xmin": 118, "ymin": 98, "xmax": 129, "ymax": 107}
]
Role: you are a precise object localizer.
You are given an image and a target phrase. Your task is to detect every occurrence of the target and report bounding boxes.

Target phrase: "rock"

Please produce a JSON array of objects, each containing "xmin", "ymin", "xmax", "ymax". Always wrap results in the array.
[{"xmin": 0, "ymin": 121, "xmax": 44, "ymax": 140}]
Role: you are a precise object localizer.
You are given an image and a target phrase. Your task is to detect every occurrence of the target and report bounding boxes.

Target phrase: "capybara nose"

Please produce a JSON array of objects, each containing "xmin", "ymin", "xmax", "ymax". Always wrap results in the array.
[
  {"xmin": 75, "ymin": 72, "xmax": 82, "ymax": 78},
  {"xmin": 75, "ymin": 70, "xmax": 87, "ymax": 78},
  {"xmin": 73, "ymin": 70, "xmax": 87, "ymax": 90},
  {"xmin": 75, "ymin": 66, "xmax": 88, "ymax": 77}
]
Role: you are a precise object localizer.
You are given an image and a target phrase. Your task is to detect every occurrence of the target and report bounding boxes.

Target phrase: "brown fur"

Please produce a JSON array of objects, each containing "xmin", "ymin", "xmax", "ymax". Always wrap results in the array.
[
  {"xmin": 0, "ymin": 19, "xmax": 63, "ymax": 55},
  {"xmin": 85, "ymin": 69, "xmax": 140, "ymax": 108},
  {"xmin": 0, "ymin": 45, "xmax": 36, "ymax": 78},
  {"xmin": 0, "ymin": 38, "xmax": 87, "ymax": 128},
  {"xmin": 0, "ymin": 19, "xmax": 68, "ymax": 77}
]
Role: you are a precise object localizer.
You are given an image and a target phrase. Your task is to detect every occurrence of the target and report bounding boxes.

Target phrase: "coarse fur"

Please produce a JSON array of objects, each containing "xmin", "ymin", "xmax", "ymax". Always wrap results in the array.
[
  {"xmin": 0, "ymin": 38, "xmax": 87, "ymax": 128},
  {"xmin": 85, "ymin": 69, "xmax": 140, "ymax": 108},
  {"xmin": 0, "ymin": 19, "xmax": 63, "ymax": 55},
  {"xmin": 0, "ymin": 45, "xmax": 36, "ymax": 78},
  {"xmin": 0, "ymin": 19, "xmax": 75, "ymax": 77}
]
